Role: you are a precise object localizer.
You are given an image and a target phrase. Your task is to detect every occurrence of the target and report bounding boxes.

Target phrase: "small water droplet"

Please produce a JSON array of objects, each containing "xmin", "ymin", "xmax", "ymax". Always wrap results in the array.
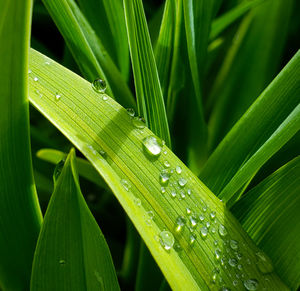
[
  {"xmin": 219, "ymin": 224, "xmax": 227, "ymax": 237},
  {"xmin": 189, "ymin": 234, "xmax": 197, "ymax": 245},
  {"xmin": 233, "ymin": 280, "xmax": 238, "ymax": 286},
  {"xmin": 102, "ymin": 96, "xmax": 108, "ymax": 101},
  {"xmin": 143, "ymin": 136, "xmax": 163, "ymax": 157},
  {"xmin": 237, "ymin": 253, "xmax": 243, "ymax": 260},
  {"xmin": 174, "ymin": 243, "xmax": 182, "ymax": 252},
  {"xmin": 126, "ymin": 108, "xmax": 135, "ymax": 117},
  {"xmin": 211, "ymin": 227, "xmax": 216, "ymax": 234},
  {"xmin": 132, "ymin": 117, "xmax": 146, "ymax": 129},
  {"xmin": 243, "ymin": 279, "xmax": 258, "ymax": 290},
  {"xmin": 28, "ymin": 69, "xmax": 32, "ymax": 74},
  {"xmin": 92, "ymin": 78, "xmax": 107, "ymax": 93},
  {"xmin": 134, "ymin": 197, "xmax": 141, "ymax": 206},
  {"xmin": 189, "ymin": 215, "xmax": 198, "ymax": 228},
  {"xmin": 215, "ymin": 248, "xmax": 222, "ymax": 260},
  {"xmin": 180, "ymin": 191, "xmax": 186, "ymax": 199},
  {"xmin": 33, "ymin": 77, "xmax": 39, "ymax": 81},
  {"xmin": 178, "ymin": 178, "xmax": 187, "ymax": 187},
  {"xmin": 159, "ymin": 170, "xmax": 170, "ymax": 185},
  {"xmin": 238, "ymin": 264, "xmax": 243, "ymax": 271},
  {"xmin": 175, "ymin": 166, "xmax": 182, "ymax": 174},
  {"xmin": 171, "ymin": 191, "xmax": 176, "ymax": 198},
  {"xmin": 35, "ymin": 89, "xmax": 42, "ymax": 98},
  {"xmin": 45, "ymin": 61, "xmax": 50, "ymax": 65},
  {"xmin": 55, "ymin": 93, "xmax": 61, "ymax": 101},
  {"xmin": 175, "ymin": 216, "xmax": 186, "ymax": 232},
  {"xmin": 164, "ymin": 160, "xmax": 170, "ymax": 168},
  {"xmin": 187, "ymin": 189, "xmax": 192, "ymax": 195},
  {"xmin": 228, "ymin": 258, "xmax": 238, "ymax": 267},
  {"xmin": 186, "ymin": 208, "xmax": 192, "ymax": 215},
  {"xmin": 200, "ymin": 226, "xmax": 208, "ymax": 238},
  {"xmin": 206, "ymin": 221, "xmax": 211, "ymax": 228},
  {"xmin": 210, "ymin": 211, "xmax": 216, "ymax": 220},
  {"xmin": 159, "ymin": 230, "xmax": 174, "ymax": 251},
  {"xmin": 230, "ymin": 240, "xmax": 238, "ymax": 250},
  {"xmin": 161, "ymin": 187, "xmax": 166, "ymax": 194},
  {"xmin": 121, "ymin": 179, "xmax": 131, "ymax": 191},
  {"xmin": 199, "ymin": 214, "xmax": 205, "ymax": 221},
  {"xmin": 147, "ymin": 211, "xmax": 154, "ymax": 219},
  {"xmin": 59, "ymin": 260, "xmax": 65, "ymax": 265},
  {"xmin": 255, "ymin": 251, "xmax": 274, "ymax": 274}
]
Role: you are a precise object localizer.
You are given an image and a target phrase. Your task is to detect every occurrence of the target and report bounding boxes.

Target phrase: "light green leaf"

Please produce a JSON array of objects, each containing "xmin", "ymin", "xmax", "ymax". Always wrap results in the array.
[
  {"xmin": 0, "ymin": 0, "xmax": 42, "ymax": 289},
  {"xmin": 77, "ymin": 0, "xmax": 129, "ymax": 79},
  {"xmin": 42, "ymin": 0, "xmax": 135, "ymax": 109},
  {"xmin": 28, "ymin": 48, "xmax": 288, "ymax": 290},
  {"xmin": 123, "ymin": 0, "xmax": 171, "ymax": 146},
  {"xmin": 232, "ymin": 156, "xmax": 300, "ymax": 290},
  {"xmin": 37, "ymin": 148, "xmax": 108, "ymax": 189},
  {"xmin": 31, "ymin": 149, "xmax": 120, "ymax": 290},
  {"xmin": 201, "ymin": 50, "xmax": 300, "ymax": 205}
]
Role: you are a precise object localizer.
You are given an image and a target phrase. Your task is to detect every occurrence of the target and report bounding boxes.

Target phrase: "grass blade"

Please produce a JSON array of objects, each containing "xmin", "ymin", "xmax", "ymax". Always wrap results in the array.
[
  {"xmin": 232, "ymin": 156, "xmax": 300, "ymax": 290},
  {"xmin": 200, "ymin": 50, "xmax": 300, "ymax": 204},
  {"xmin": 28, "ymin": 48, "xmax": 288, "ymax": 290},
  {"xmin": 123, "ymin": 0, "xmax": 171, "ymax": 146},
  {"xmin": 0, "ymin": 0, "xmax": 42, "ymax": 289},
  {"xmin": 31, "ymin": 149, "xmax": 120, "ymax": 290}
]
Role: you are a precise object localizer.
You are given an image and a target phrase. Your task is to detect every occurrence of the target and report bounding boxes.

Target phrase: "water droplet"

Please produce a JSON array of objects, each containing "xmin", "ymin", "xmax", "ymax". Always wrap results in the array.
[
  {"xmin": 178, "ymin": 178, "xmax": 187, "ymax": 187},
  {"xmin": 206, "ymin": 221, "xmax": 211, "ymax": 228},
  {"xmin": 228, "ymin": 258, "xmax": 238, "ymax": 267},
  {"xmin": 215, "ymin": 248, "xmax": 222, "ymax": 260},
  {"xmin": 175, "ymin": 166, "xmax": 182, "ymax": 174},
  {"xmin": 187, "ymin": 189, "xmax": 192, "ymax": 195},
  {"xmin": 238, "ymin": 264, "xmax": 243, "ymax": 270},
  {"xmin": 171, "ymin": 191, "xmax": 176, "ymax": 198},
  {"xmin": 92, "ymin": 78, "xmax": 107, "ymax": 93},
  {"xmin": 147, "ymin": 211, "xmax": 154, "ymax": 219},
  {"xmin": 211, "ymin": 227, "xmax": 216, "ymax": 234},
  {"xmin": 126, "ymin": 108, "xmax": 135, "ymax": 117},
  {"xmin": 132, "ymin": 117, "xmax": 146, "ymax": 129},
  {"xmin": 134, "ymin": 197, "xmax": 141, "ymax": 206},
  {"xmin": 180, "ymin": 191, "xmax": 186, "ymax": 199},
  {"xmin": 55, "ymin": 93, "xmax": 61, "ymax": 101},
  {"xmin": 237, "ymin": 253, "xmax": 243, "ymax": 260},
  {"xmin": 200, "ymin": 226, "xmax": 208, "ymax": 238},
  {"xmin": 33, "ymin": 76, "xmax": 38, "ymax": 82},
  {"xmin": 175, "ymin": 216, "xmax": 186, "ymax": 232},
  {"xmin": 202, "ymin": 206, "xmax": 207, "ymax": 212},
  {"xmin": 35, "ymin": 89, "xmax": 42, "ymax": 98},
  {"xmin": 143, "ymin": 136, "xmax": 163, "ymax": 157},
  {"xmin": 159, "ymin": 170, "xmax": 170, "ymax": 185},
  {"xmin": 189, "ymin": 234, "xmax": 197, "ymax": 245},
  {"xmin": 59, "ymin": 260, "xmax": 65, "ymax": 265},
  {"xmin": 210, "ymin": 211, "xmax": 216, "ymax": 220},
  {"xmin": 164, "ymin": 160, "xmax": 170, "ymax": 168},
  {"xmin": 121, "ymin": 179, "xmax": 131, "ymax": 191},
  {"xmin": 45, "ymin": 61, "xmax": 50, "ymax": 65},
  {"xmin": 230, "ymin": 240, "xmax": 238, "ymax": 250},
  {"xmin": 161, "ymin": 187, "xmax": 166, "ymax": 194},
  {"xmin": 199, "ymin": 214, "xmax": 205, "ymax": 221},
  {"xmin": 255, "ymin": 251, "xmax": 274, "ymax": 274},
  {"xmin": 28, "ymin": 69, "xmax": 32, "ymax": 74},
  {"xmin": 186, "ymin": 208, "xmax": 192, "ymax": 215},
  {"xmin": 219, "ymin": 224, "xmax": 227, "ymax": 237},
  {"xmin": 233, "ymin": 280, "xmax": 238, "ymax": 286},
  {"xmin": 189, "ymin": 215, "xmax": 198, "ymax": 228},
  {"xmin": 102, "ymin": 96, "xmax": 108, "ymax": 101},
  {"xmin": 243, "ymin": 279, "xmax": 258, "ymax": 290},
  {"xmin": 159, "ymin": 230, "xmax": 174, "ymax": 251}
]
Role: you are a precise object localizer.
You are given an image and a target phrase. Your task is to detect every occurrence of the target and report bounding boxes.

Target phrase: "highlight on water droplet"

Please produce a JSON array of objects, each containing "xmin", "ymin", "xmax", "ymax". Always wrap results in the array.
[
  {"xmin": 126, "ymin": 108, "xmax": 135, "ymax": 117},
  {"xmin": 170, "ymin": 191, "xmax": 176, "ymax": 198},
  {"xmin": 159, "ymin": 230, "xmax": 174, "ymax": 251},
  {"xmin": 159, "ymin": 170, "xmax": 170, "ymax": 185},
  {"xmin": 120, "ymin": 179, "xmax": 131, "ymax": 191},
  {"xmin": 163, "ymin": 160, "xmax": 170, "ymax": 168},
  {"xmin": 200, "ymin": 226, "xmax": 208, "ymax": 238},
  {"xmin": 142, "ymin": 135, "xmax": 163, "ymax": 157},
  {"xmin": 178, "ymin": 178, "xmax": 187, "ymax": 188},
  {"xmin": 243, "ymin": 279, "xmax": 258, "ymax": 290},
  {"xmin": 55, "ymin": 93, "xmax": 61, "ymax": 101},
  {"xmin": 255, "ymin": 251, "xmax": 274, "ymax": 274},
  {"xmin": 132, "ymin": 117, "xmax": 146, "ymax": 129},
  {"xmin": 175, "ymin": 166, "xmax": 182, "ymax": 174},
  {"xmin": 102, "ymin": 96, "xmax": 108, "ymax": 101},
  {"xmin": 210, "ymin": 211, "xmax": 216, "ymax": 220},
  {"xmin": 215, "ymin": 248, "xmax": 222, "ymax": 260},
  {"xmin": 189, "ymin": 234, "xmax": 197, "ymax": 245},
  {"xmin": 219, "ymin": 224, "xmax": 228, "ymax": 237},
  {"xmin": 175, "ymin": 216, "xmax": 186, "ymax": 232},
  {"xmin": 161, "ymin": 187, "xmax": 166, "ymax": 194},
  {"xmin": 189, "ymin": 215, "xmax": 198, "ymax": 228},
  {"xmin": 33, "ymin": 76, "xmax": 39, "ymax": 82},
  {"xmin": 92, "ymin": 78, "xmax": 107, "ymax": 93}
]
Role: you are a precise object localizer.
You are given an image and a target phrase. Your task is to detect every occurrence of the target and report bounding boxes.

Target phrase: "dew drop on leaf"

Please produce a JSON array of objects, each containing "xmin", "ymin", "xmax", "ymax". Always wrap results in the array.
[
  {"xmin": 178, "ymin": 177, "xmax": 187, "ymax": 187},
  {"xmin": 92, "ymin": 78, "xmax": 106, "ymax": 93},
  {"xmin": 243, "ymin": 279, "xmax": 258, "ymax": 290},
  {"xmin": 132, "ymin": 117, "xmax": 146, "ymax": 129},
  {"xmin": 175, "ymin": 216, "xmax": 186, "ymax": 232},
  {"xmin": 175, "ymin": 166, "xmax": 182, "ymax": 174},
  {"xmin": 219, "ymin": 224, "xmax": 228, "ymax": 237},
  {"xmin": 200, "ymin": 226, "xmax": 208, "ymax": 238},
  {"xmin": 159, "ymin": 170, "xmax": 170, "ymax": 185},
  {"xmin": 33, "ymin": 76, "xmax": 38, "ymax": 81},
  {"xmin": 120, "ymin": 179, "xmax": 131, "ymax": 191},
  {"xmin": 189, "ymin": 234, "xmax": 197, "ymax": 245},
  {"xmin": 126, "ymin": 108, "xmax": 135, "ymax": 117},
  {"xmin": 230, "ymin": 240, "xmax": 238, "ymax": 250},
  {"xmin": 55, "ymin": 93, "xmax": 61, "ymax": 101},
  {"xmin": 159, "ymin": 230, "xmax": 174, "ymax": 251},
  {"xmin": 142, "ymin": 136, "xmax": 163, "ymax": 157}
]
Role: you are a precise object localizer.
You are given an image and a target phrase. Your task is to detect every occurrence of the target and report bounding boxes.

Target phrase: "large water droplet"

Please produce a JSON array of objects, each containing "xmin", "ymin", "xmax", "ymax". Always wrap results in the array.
[
  {"xmin": 219, "ymin": 224, "xmax": 228, "ymax": 237},
  {"xmin": 175, "ymin": 216, "xmax": 186, "ymax": 232},
  {"xmin": 243, "ymin": 279, "xmax": 258, "ymax": 290},
  {"xmin": 142, "ymin": 136, "xmax": 163, "ymax": 157},
  {"xmin": 159, "ymin": 230, "xmax": 174, "ymax": 251},
  {"xmin": 121, "ymin": 179, "xmax": 131, "ymax": 191},
  {"xmin": 159, "ymin": 170, "xmax": 170, "ymax": 185},
  {"xmin": 92, "ymin": 78, "xmax": 107, "ymax": 93},
  {"xmin": 132, "ymin": 117, "xmax": 145, "ymax": 129},
  {"xmin": 200, "ymin": 226, "xmax": 208, "ymax": 238},
  {"xmin": 255, "ymin": 252, "xmax": 274, "ymax": 274}
]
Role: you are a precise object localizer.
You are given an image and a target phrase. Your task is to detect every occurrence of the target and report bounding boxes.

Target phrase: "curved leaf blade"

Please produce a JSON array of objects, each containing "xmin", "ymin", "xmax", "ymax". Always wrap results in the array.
[{"xmin": 31, "ymin": 149, "xmax": 120, "ymax": 291}]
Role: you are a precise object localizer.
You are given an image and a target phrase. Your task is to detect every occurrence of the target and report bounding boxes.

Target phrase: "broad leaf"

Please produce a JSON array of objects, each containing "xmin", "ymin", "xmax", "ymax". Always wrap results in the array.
[
  {"xmin": 28, "ymin": 48, "xmax": 288, "ymax": 290},
  {"xmin": 31, "ymin": 149, "xmax": 120, "ymax": 290},
  {"xmin": 232, "ymin": 156, "xmax": 300, "ymax": 290},
  {"xmin": 0, "ymin": 1, "xmax": 42, "ymax": 290}
]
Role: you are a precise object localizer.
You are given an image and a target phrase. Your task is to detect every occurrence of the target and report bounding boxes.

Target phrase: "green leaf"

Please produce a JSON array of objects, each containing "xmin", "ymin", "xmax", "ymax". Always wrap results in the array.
[
  {"xmin": 28, "ymin": 48, "xmax": 288, "ymax": 290},
  {"xmin": 37, "ymin": 148, "xmax": 108, "ymax": 189},
  {"xmin": 123, "ymin": 0, "xmax": 171, "ymax": 147},
  {"xmin": 31, "ymin": 149, "xmax": 120, "ymax": 291},
  {"xmin": 77, "ymin": 0, "xmax": 129, "ymax": 79},
  {"xmin": 207, "ymin": 0, "xmax": 294, "ymax": 150},
  {"xmin": 232, "ymin": 156, "xmax": 300, "ymax": 290},
  {"xmin": 200, "ymin": 50, "xmax": 300, "ymax": 205},
  {"xmin": 42, "ymin": 0, "xmax": 135, "ymax": 109},
  {"xmin": 0, "ymin": 1, "xmax": 42, "ymax": 289},
  {"xmin": 209, "ymin": 0, "xmax": 264, "ymax": 41}
]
